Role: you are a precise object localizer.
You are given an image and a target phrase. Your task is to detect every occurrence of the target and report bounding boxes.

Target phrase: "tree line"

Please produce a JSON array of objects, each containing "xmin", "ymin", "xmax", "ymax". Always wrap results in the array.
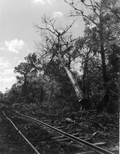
[{"xmin": 0, "ymin": 0, "xmax": 119, "ymax": 115}]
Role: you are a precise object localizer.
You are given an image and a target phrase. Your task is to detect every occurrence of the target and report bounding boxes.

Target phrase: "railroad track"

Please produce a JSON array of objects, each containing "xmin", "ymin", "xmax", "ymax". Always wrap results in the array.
[{"xmin": 0, "ymin": 103, "xmax": 117, "ymax": 154}]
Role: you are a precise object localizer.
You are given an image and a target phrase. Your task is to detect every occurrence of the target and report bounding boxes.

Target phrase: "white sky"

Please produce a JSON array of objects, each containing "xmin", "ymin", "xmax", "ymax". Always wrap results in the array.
[{"xmin": 0, "ymin": 0, "xmax": 85, "ymax": 93}]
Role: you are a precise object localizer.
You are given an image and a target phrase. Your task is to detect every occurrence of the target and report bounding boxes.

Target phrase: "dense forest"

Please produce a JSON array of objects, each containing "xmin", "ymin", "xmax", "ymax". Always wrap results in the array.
[{"xmin": 0, "ymin": 0, "xmax": 120, "ymax": 115}]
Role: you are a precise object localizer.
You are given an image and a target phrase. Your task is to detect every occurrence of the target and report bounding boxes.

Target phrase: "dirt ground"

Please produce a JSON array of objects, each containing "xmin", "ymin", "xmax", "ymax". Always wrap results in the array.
[
  {"xmin": 0, "ymin": 108, "xmax": 119, "ymax": 154},
  {"xmin": 0, "ymin": 110, "xmax": 34, "ymax": 154}
]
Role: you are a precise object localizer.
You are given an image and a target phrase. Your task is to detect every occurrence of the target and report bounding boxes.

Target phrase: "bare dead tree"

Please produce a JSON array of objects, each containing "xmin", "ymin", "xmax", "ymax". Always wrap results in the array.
[{"xmin": 35, "ymin": 16, "xmax": 85, "ymax": 104}]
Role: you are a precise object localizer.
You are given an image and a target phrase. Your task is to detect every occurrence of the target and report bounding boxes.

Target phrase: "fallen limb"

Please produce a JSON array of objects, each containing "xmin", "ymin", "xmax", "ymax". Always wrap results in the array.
[
  {"xmin": 93, "ymin": 142, "xmax": 106, "ymax": 146},
  {"xmin": 107, "ymin": 124, "xmax": 119, "ymax": 128},
  {"xmin": 91, "ymin": 121, "xmax": 105, "ymax": 130}
]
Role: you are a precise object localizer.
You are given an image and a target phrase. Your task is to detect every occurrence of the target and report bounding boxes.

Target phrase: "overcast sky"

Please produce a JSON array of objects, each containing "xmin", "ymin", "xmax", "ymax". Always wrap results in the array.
[{"xmin": 0, "ymin": 0, "xmax": 85, "ymax": 93}]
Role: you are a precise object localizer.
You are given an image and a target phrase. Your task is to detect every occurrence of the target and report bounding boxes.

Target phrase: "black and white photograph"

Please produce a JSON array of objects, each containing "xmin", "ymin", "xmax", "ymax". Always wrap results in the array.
[{"xmin": 0, "ymin": 0, "xmax": 119, "ymax": 153}]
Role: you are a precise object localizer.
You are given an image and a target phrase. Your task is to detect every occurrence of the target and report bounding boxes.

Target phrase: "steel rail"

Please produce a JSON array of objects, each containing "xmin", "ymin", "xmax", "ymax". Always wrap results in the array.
[
  {"xmin": 2, "ymin": 110, "xmax": 40, "ymax": 154},
  {"xmin": 0, "ymin": 103, "xmax": 115, "ymax": 154},
  {"xmin": 13, "ymin": 110, "xmax": 114, "ymax": 154}
]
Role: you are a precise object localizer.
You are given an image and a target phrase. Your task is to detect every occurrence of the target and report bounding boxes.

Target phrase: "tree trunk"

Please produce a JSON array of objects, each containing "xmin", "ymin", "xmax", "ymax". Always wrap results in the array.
[
  {"xmin": 101, "ymin": 43, "xmax": 107, "ymax": 86},
  {"xmin": 100, "ymin": 15, "xmax": 107, "ymax": 87},
  {"xmin": 22, "ymin": 75, "xmax": 27, "ymax": 96},
  {"xmin": 58, "ymin": 53, "xmax": 84, "ymax": 102},
  {"xmin": 38, "ymin": 86, "xmax": 42, "ymax": 105}
]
